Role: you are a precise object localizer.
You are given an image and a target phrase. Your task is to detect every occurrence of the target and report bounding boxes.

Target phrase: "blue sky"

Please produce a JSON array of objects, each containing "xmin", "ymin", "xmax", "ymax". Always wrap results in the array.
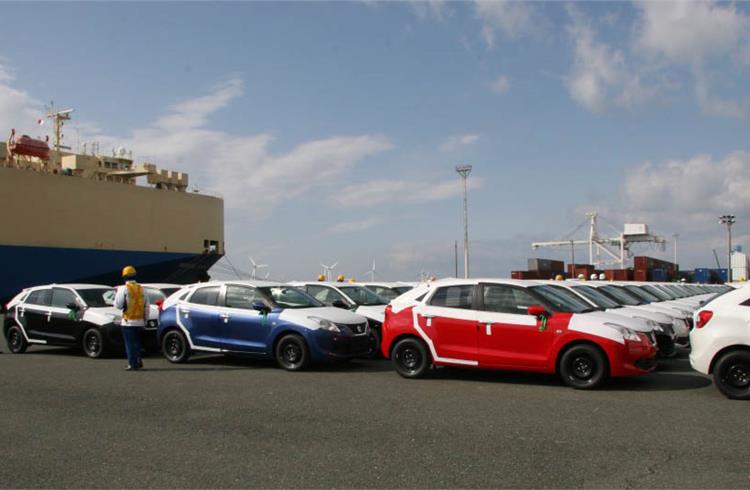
[{"xmin": 3, "ymin": 1, "xmax": 750, "ymax": 280}]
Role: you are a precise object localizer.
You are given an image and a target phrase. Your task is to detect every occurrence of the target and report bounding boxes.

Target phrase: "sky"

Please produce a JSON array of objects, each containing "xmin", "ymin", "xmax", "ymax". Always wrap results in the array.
[{"xmin": 2, "ymin": 1, "xmax": 750, "ymax": 281}]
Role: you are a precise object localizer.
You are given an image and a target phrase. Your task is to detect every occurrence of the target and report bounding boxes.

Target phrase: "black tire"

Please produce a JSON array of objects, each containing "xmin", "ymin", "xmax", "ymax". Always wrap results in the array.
[
  {"xmin": 6, "ymin": 325, "xmax": 27, "ymax": 354},
  {"xmin": 82, "ymin": 328, "xmax": 107, "ymax": 358},
  {"xmin": 713, "ymin": 350, "xmax": 750, "ymax": 400},
  {"xmin": 657, "ymin": 337, "xmax": 677, "ymax": 358},
  {"xmin": 559, "ymin": 344, "xmax": 608, "ymax": 389},
  {"xmin": 275, "ymin": 334, "xmax": 310, "ymax": 371},
  {"xmin": 162, "ymin": 329, "xmax": 190, "ymax": 363},
  {"xmin": 367, "ymin": 328, "xmax": 382, "ymax": 359},
  {"xmin": 391, "ymin": 338, "xmax": 431, "ymax": 378}
]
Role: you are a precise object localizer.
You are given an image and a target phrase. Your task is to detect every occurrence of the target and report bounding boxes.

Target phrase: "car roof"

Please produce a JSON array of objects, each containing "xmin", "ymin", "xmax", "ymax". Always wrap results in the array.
[
  {"xmin": 141, "ymin": 283, "xmax": 182, "ymax": 289},
  {"xmin": 183, "ymin": 279, "xmax": 285, "ymax": 289},
  {"xmin": 25, "ymin": 283, "xmax": 113, "ymax": 291}
]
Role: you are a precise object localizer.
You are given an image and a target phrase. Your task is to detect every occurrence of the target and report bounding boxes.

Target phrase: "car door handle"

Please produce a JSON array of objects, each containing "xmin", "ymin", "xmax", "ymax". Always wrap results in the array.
[
  {"xmin": 219, "ymin": 313, "xmax": 229, "ymax": 322},
  {"xmin": 181, "ymin": 308, "xmax": 190, "ymax": 317},
  {"xmin": 421, "ymin": 314, "xmax": 435, "ymax": 319},
  {"xmin": 482, "ymin": 322, "xmax": 494, "ymax": 335},
  {"xmin": 46, "ymin": 311, "xmax": 53, "ymax": 321}
]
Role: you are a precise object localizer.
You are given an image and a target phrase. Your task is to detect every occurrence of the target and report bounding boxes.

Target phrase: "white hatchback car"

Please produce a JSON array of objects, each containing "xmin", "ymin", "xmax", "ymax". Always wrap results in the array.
[{"xmin": 690, "ymin": 285, "xmax": 750, "ymax": 400}]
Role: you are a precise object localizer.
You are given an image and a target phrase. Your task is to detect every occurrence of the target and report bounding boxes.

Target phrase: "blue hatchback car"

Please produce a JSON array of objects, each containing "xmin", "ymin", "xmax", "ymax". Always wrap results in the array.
[{"xmin": 157, "ymin": 281, "xmax": 371, "ymax": 370}]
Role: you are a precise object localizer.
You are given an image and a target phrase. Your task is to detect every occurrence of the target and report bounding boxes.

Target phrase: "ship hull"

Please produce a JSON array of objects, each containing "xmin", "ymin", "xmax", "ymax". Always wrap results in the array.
[{"xmin": 0, "ymin": 244, "xmax": 221, "ymax": 301}]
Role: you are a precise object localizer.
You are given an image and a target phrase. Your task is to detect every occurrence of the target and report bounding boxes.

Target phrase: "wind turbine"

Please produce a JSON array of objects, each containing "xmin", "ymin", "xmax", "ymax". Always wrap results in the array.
[
  {"xmin": 249, "ymin": 256, "xmax": 268, "ymax": 279},
  {"xmin": 364, "ymin": 260, "xmax": 376, "ymax": 282},
  {"xmin": 320, "ymin": 261, "xmax": 338, "ymax": 281},
  {"xmin": 263, "ymin": 271, "xmax": 271, "ymax": 280}
]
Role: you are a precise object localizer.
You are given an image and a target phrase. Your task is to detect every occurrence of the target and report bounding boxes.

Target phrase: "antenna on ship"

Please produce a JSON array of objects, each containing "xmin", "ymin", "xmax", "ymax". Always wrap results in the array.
[{"xmin": 45, "ymin": 102, "xmax": 74, "ymax": 152}]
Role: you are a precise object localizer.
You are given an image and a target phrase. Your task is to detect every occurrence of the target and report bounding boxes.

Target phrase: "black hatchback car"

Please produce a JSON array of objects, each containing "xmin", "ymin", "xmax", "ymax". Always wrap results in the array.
[{"xmin": 3, "ymin": 283, "xmax": 156, "ymax": 358}]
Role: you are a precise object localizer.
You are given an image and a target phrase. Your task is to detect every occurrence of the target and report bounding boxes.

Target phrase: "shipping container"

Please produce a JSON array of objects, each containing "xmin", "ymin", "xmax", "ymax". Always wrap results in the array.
[
  {"xmin": 634, "ymin": 269, "xmax": 649, "ymax": 281},
  {"xmin": 604, "ymin": 269, "xmax": 632, "ymax": 281}
]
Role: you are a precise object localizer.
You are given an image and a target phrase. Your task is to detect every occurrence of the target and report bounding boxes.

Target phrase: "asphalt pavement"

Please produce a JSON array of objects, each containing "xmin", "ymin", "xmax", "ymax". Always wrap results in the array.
[{"xmin": 1, "ymin": 342, "xmax": 748, "ymax": 489}]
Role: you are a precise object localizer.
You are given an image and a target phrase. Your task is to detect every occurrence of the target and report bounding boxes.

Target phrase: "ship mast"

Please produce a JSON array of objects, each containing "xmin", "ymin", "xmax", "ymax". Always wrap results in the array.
[{"xmin": 46, "ymin": 107, "xmax": 73, "ymax": 152}]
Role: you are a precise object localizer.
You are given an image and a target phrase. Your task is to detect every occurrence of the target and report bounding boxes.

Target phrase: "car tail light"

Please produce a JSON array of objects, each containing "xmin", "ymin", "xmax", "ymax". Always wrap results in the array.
[
  {"xmin": 696, "ymin": 310, "xmax": 713, "ymax": 328},
  {"xmin": 155, "ymin": 299, "xmax": 164, "ymax": 312}
]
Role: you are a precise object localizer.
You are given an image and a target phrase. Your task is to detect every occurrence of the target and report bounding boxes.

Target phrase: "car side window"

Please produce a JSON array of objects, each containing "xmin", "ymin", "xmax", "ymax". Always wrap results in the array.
[
  {"xmin": 428, "ymin": 285, "xmax": 474, "ymax": 309},
  {"xmin": 26, "ymin": 289, "xmax": 52, "ymax": 306},
  {"xmin": 225, "ymin": 285, "xmax": 263, "ymax": 309},
  {"xmin": 482, "ymin": 285, "xmax": 536, "ymax": 315},
  {"xmin": 189, "ymin": 286, "xmax": 221, "ymax": 306},
  {"xmin": 51, "ymin": 288, "xmax": 78, "ymax": 308}
]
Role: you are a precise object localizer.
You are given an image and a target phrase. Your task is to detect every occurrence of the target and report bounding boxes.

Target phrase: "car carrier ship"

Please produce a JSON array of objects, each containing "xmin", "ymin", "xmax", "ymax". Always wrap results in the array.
[{"xmin": 0, "ymin": 109, "xmax": 224, "ymax": 301}]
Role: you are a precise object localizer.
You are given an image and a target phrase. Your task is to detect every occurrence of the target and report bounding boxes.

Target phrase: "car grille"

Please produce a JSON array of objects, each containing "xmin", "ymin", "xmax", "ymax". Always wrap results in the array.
[
  {"xmin": 344, "ymin": 322, "xmax": 368, "ymax": 336},
  {"xmin": 331, "ymin": 336, "xmax": 370, "ymax": 355},
  {"xmin": 659, "ymin": 322, "xmax": 674, "ymax": 336}
]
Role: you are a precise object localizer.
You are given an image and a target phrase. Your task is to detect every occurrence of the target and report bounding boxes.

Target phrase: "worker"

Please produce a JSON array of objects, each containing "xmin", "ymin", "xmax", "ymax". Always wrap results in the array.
[
  {"xmin": 555, "ymin": 274, "xmax": 564, "ymax": 281},
  {"xmin": 599, "ymin": 273, "xmax": 606, "ymax": 280},
  {"xmin": 577, "ymin": 274, "xmax": 585, "ymax": 280},
  {"xmin": 114, "ymin": 265, "xmax": 149, "ymax": 371},
  {"xmin": 337, "ymin": 274, "xmax": 345, "ymax": 282},
  {"xmin": 318, "ymin": 274, "xmax": 326, "ymax": 281},
  {"xmin": 590, "ymin": 273, "xmax": 598, "ymax": 281}
]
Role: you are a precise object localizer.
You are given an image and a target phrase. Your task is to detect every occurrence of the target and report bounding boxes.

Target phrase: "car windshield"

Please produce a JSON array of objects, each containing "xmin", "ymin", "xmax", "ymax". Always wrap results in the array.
[
  {"xmin": 570, "ymin": 285, "xmax": 620, "ymax": 309},
  {"xmin": 365, "ymin": 286, "xmax": 399, "ymax": 301},
  {"xmin": 599, "ymin": 285, "xmax": 644, "ymax": 306},
  {"xmin": 642, "ymin": 285, "xmax": 673, "ymax": 301},
  {"xmin": 338, "ymin": 286, "xmax": 388, "ymax": 306},
  {"xmin": 143, "ymin": 288, "xmax": 167, "ymax": 303},
  {"xmin": 259, "ymin": 287, "xmax": 322, "ymax": 309},
  {"xmin": 546, "ymin": 285, "xmax": 600, "ymax": 312},
  {"xmin": 529, "ymin": 285, "xmax": 593, "ymax": 314},
  {"xmin": 624, "ymin": 285, "xmax": 661, "ymax": 302},
  {"xmin": 77, "ymin": 288, "xmax": 115, "ymax": 307}
]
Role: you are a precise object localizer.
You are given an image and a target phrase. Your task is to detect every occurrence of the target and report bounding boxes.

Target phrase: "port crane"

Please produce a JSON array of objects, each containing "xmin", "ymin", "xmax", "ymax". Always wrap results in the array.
[{"xmin": 531, "ymin": 212, "xmax": 667, "ymax": 269}]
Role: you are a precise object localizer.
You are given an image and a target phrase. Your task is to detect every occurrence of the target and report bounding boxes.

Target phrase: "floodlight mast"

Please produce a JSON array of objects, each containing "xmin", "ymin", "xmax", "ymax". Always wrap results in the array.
[
  {"xmin": 456, "ymin": 165, "xmax": 472, "ymax": 278},
  {"xmin": 719, "ymin": 215, "xmax": 736, "ymax": 282}
]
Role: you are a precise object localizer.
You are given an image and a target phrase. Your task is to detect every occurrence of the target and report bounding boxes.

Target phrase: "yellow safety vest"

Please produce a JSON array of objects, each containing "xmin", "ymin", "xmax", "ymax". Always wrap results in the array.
[{"xmin": 123, "ymin": 282, "xmax": 146, "ymax": 321}]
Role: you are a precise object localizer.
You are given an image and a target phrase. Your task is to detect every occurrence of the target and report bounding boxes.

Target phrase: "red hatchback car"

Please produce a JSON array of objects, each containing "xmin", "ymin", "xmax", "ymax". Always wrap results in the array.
[{"xmin": 381, "ymin": 279, "xmax": 657, "ymax": 389}]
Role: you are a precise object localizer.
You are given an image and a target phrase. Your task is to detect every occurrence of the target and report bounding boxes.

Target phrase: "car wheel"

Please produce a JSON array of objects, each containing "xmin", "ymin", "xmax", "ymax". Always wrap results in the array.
[
  {"xmin": 6, "ymin": 325, "xmax": 27, "ymax": 354},
  {"xmin": 162, "ymin": 329, "xmax": 190, "ymax": 363},
  {"xmin": 657, "ymin": 339, "xmax": 677, "ymax": 358},
  {"xmin": 713, "ymin": 350, "xmax": 750, "ymax": 400},
  {"xmin": 559, "ymin": 344, "xmax": 607, "ymax": 389},
  {"xmin": 392, "ymin": 338, "xmax": 431, "ymax": 378},
  {"xmin": 82, "ymin": 328, "xmax": 106, "ymax": 358},
  {"xmin": 275, "ymin": 334, "xmax": 309, "ymax": 371},
  {"xmin": 367, "ymin": 328, "xmax": 382, "ymax": 359}
]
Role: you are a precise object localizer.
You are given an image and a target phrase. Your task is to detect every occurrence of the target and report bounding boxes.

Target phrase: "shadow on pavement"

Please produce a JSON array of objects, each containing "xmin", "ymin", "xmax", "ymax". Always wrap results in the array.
[{"xmin": 416, "ymin": 365, "xmax": 712, "ymax": 391}]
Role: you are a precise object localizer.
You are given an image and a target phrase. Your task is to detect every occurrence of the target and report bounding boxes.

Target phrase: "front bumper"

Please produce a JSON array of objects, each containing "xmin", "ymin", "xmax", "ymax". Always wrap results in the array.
[
  {"xmin": 309, "ymin": 329, "xmax": 371, "ymax": 361},
  {"xmin": 610, "ymin": 337, "xmax": 658, "ymax": 377}
]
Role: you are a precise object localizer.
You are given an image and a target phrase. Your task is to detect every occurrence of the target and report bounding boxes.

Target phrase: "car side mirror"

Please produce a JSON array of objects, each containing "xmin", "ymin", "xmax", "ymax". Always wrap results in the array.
[
  {"xmin": 332, "ymin": 300, "xmax": 349, "ymax": 309},
  {"xmin": 252, "ymin": 302, "xmax": 270, "ymax": 314},
  {"xmin": 527, "ymin": 305, "xmax": 549, "ymax": 317},
  {"xmin": 67, "ymin": 302, "xmax": 80, "ymax": 311}
]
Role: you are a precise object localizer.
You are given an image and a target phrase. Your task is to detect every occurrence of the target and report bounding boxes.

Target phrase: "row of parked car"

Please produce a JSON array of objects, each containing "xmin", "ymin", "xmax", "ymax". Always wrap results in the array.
[{"xmin": 3, "ymin": 278, "xmax": 745, "ymax": 398}]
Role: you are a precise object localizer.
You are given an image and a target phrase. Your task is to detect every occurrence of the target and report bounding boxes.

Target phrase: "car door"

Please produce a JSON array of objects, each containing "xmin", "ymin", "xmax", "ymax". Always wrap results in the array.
[
  {"xmin": 22, "ymin": 288, "xmax": 53, "ymax": 341},
  {"xmin": 179, "ymin": 285, "xmax": 223, "ymax": 349},
  {"xmin": 413, "ymin": 284, "xmax": 478, "ymax": 363},
  {"xmin": 474, "ymin": 283, "xmax": 556, "ymax": 369},
  {"xmin": 46, "ymin": 287, "xmax": 81, "ymax": 344},
  {"xmin": 218, "ymin": 284, "xmax": 272, "ymax": 353}
]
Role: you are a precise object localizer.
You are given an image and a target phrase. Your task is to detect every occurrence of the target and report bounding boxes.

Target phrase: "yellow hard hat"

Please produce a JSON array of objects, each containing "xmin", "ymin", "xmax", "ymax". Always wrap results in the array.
[
  {"xmin": 122, "ymin": 265, "xmax": 137, "ymax": 278},
  {"xmin": 348, "ymin": 277, "xmax": 356, "ymax": 283},
  {"xmin": 318, "ymin": 274, "xmax": 326, "ymax": 281},
  {"xmin": 337, "ymin": 274, "xmax": 345, "ymax": 282},
  {"xmin": 555, "ymin": 274, "xmax": 564, "ymax": 281}
]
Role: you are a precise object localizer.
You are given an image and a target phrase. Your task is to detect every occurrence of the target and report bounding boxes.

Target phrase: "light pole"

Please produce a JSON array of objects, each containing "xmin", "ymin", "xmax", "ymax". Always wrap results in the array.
[
  {"xmin": 456, "ymin": 165, "xmax": 472, "ymax": 278},
  {"xmin": 719, "ymin": 215, "xmax": 736, "ymax": 282},
  {"xmin": 672, "ymin": 233, "xmax": 679, "ymax": 265}
]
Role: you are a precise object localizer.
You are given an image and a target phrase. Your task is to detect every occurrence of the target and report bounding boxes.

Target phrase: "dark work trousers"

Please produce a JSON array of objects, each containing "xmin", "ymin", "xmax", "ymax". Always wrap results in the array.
[{"xmin": 121, "ymin": 326, "xmax": 143, "ymax": 368}]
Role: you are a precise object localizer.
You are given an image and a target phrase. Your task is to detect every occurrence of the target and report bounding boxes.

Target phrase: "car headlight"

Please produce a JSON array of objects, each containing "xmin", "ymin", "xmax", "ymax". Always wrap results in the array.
[
  {"xmin": 632, "ymin": 316, "xmax": 660, "ymax": 331},
  {"xmin": 605, "ymin": 323, "xmax": 642, "ymax": 342},
  {"xmin": 308, "ymin": 316, "xmax": 341, "ymax": 333}
]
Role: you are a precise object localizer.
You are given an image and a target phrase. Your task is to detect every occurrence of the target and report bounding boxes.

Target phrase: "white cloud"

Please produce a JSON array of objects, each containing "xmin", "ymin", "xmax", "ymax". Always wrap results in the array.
[
  {"xmin": 0, "ymin": 60, "xmax": 44, "ymax": 137},
  {"xmin": 410, "ymin": 0, "xmax": 451, "ymax": 22},
  {"xmin": 634, "ymin": 1, "xmax": 749, "ymax": 64},
  {"xmin": 490, "ymin": 75, "xmax": 511, "ymax": 94},
  {"xmin": 632, "ymin": 1, "xmax": 750, "ymax": 119},
  {"xmin": 327, "ymin": 217, "xmax": 381, "ymax": 234},
  {"xmin": 67, "ymin": 81, "xmax": 393, "ymax": 214},
  {"xmin": 336, "ymin": 177, "xmax": 482, "ymax": 207},
  {"xmin": 579, "ymin": 151, "xmax": 750, "ymax": 267},
  {"xmin": 439, "ymin": 133, "xmax": 480, "ymax": 152},
  {"xmin": 565, "ymin": 8, "xmax": 658, "ymax": 113},
  {"xmin": 474, "ymin": 0, "xmax": 534, "ymax": 49}
]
